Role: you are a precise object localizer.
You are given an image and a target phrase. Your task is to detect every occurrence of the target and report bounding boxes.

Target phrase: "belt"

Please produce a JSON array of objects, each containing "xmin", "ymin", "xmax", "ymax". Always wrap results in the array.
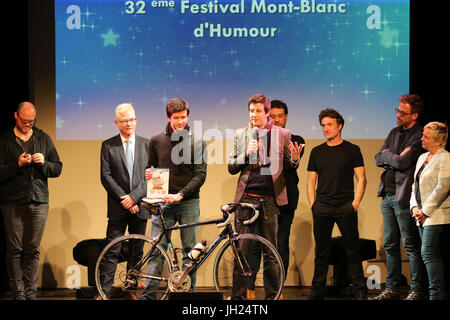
[{"xmin": 243, "ymin": 192, "xmax": 264, "ymax": 198}]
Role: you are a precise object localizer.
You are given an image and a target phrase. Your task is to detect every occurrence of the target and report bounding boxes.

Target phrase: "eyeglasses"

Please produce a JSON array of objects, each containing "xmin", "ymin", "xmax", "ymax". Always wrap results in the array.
[
  {"xmin": 16, "ymin": 113, "xmax": 36, "ymax": 125},
  {"xmin": 117, "ymin": 118, "xmax": 136, "ymax": 124},
  {"xmin": 395, "ymin": 108, "xmax": 413, "ymax": 117}
]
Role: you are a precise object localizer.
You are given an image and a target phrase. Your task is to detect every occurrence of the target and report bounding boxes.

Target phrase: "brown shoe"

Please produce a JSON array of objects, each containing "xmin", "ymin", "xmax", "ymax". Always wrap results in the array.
[
  {"xmin": 124, "ymin": 293, "xmax": 139, "ymax": 300},
  {"xmin": 93, "ymin": 294, "xmax": 108, "ymax": 300},
  {"xmin": 404, "ymin": 290, "xmax": 424, "ymax": 300},
  {"xmin": 246, "ymin": 289, "xmax": 255, "ymax": 300},
  {"xmin": 371, "ymin": 289, "xmax": 400, "ymax": 300}
]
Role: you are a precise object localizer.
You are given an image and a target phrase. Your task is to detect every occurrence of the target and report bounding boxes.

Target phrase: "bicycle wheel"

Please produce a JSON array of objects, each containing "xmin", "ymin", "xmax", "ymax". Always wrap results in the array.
[
  {"xmin": 213, "ymin": 233, "xmax": 285, "ymax": 300},
  {"xmin": 95, "ymin": 234, "xmax": 172, "ymax": 300}
]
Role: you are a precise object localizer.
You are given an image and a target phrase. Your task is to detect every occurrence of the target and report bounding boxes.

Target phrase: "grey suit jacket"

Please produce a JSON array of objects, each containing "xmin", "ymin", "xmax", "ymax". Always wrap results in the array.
[
  {"xmin": 410, "ymin": 149, "xmax": 450, "ymax": 226},
  {"xmin": 101, "ymin": 134, "xmax": 150, "ymax": 219},
  {"xmin": 228, "ymin": 125, "xmax": 297, "ymax": 206}
]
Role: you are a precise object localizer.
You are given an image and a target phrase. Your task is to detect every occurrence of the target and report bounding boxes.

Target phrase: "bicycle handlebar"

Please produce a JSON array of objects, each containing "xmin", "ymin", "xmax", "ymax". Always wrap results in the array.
[
  {"xmin": 217, "ymin": 202, "xmax": 262, "ymax": 228},
  {"xmin": 142, "ymin": 198, "xmax": 262, "ymax": 228}
]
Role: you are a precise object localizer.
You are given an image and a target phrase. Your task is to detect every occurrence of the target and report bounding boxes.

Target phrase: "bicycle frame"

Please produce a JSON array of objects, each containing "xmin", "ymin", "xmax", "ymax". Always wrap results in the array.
[
  {"xmin": 95, "ymin": 200, "xmax": 284, "ymax": 300},
  {"xmin": 151, "ymin": 205, "xmax": 235, "ymax": 277},
  {"xmin": 126, "ymin": 200, "xmax": 274, "ymax": 296}
]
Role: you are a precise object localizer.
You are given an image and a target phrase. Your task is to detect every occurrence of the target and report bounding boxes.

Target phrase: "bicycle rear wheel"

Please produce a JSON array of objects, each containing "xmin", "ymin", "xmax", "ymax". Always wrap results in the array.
[
  {"xmin": 95, "ymin": 234, "xmax": 172, "ymax": 300},
  {"xmin": 213, "ymin": 233, "xmax": 285, "ymax": 300}
]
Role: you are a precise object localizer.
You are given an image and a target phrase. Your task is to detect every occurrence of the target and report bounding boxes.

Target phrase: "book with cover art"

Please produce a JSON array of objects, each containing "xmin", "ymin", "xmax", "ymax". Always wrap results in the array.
[{"xmin": 143, "ymin": 168, "xmax": 169, "ymax": 203}]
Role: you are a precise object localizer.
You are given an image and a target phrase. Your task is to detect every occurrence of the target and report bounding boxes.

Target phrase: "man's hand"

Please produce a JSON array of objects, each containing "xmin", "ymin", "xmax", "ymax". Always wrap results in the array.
[
  {"xmin": 289, "ymin": 141, "xmax": 304, "ymax": 162},
  {"xmin": 18, "ymin": 152, "xmax": 32, "ymax": 167},
  {"xmin": 352, "ymin": 200, "xmax": 360, "ymax": 212},
  {"xmin": 32, "ymin": 153, "xmax": 45, "ymax": 166},
  {"xmin": 163, "ymin": 193, "xmax": 183, "ymax": 204},
  {"xmin": 120, "ymin": 195, "xmax": 136, "ymax": 209},
  {"xmin": 400, "ymin": 146, "xmax": 411, "ymax": 156},
  {"xmin": 128, "ymin": 205, "xmax": 139, "ymax": 214},
  {"xmin": 145, "ymin": 167, "xmax": 154, "ymax": 180},
  {"xmin": 246, "ymin": 139, "xmax": 259, "ymax": 157}
]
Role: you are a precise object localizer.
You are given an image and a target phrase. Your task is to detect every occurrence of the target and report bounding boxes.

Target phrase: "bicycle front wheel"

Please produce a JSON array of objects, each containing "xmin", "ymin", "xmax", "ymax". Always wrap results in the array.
[
  {"xmin": 213, "ymin": 233, "xmax": 285, "ymax": 300},
  {"xmin": 95, "ymin": 234, "xmax": 172, "ymax": 300}
]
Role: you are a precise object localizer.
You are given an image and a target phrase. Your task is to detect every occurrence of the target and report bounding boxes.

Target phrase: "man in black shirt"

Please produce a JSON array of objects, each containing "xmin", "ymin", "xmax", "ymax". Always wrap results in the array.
[
  {"xmin": 307, "ymin": 108, "xmax": 367, "ymax": 300},
  {"xmin": 0, "ymin": 102, "xmax": 62, "ymax": 300}
]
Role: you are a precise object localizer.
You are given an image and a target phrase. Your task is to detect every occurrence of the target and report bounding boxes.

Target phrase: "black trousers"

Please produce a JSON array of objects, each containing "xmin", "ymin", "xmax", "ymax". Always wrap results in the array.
[
  {"xmin": 100, "ymin": 213, "xmax": 147, "ymax": 297},
  {"xmin": 311, "ymin": 200, "xmax": 365, "ymax": 294},
  {"xmin": 231, "ymin": 194, "xmax": 280, "ymax": 300}
]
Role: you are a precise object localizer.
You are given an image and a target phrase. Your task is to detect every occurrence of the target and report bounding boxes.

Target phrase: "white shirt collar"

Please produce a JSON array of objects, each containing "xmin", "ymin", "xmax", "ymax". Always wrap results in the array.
[{"xmin": 120, "ymin": 134, "xmax": 135, "ymax": 144}]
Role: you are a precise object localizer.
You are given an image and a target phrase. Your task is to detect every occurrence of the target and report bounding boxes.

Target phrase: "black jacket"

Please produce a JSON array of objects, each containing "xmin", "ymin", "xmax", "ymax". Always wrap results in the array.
[
  {"xmin": 284, "ymin": 133, "xmax": 305, "ymax": 210},
  {"xmin": 375, "ymin": 122, "xmax": 423, "ymax": 206},
  {"xmin": 147, "ymin": 123, "xmax": 207, "ymax": 199},
  {"xmin": 0, "ymin": 127, "xmax": 62, "ymax": 205}
]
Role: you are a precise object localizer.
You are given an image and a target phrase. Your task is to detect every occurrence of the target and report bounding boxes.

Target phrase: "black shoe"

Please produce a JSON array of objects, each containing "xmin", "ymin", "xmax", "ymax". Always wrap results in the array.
[
  {"xmin": 355, "ymin": 290, "xmax": 368, "ymax": 300},
  {"xmin": 371, "ymin": 289, "xmax": 400, "ymax": 300},
  {"xmin": 306, "ymin": 292, "xmax": 325, "ymax": 300}
]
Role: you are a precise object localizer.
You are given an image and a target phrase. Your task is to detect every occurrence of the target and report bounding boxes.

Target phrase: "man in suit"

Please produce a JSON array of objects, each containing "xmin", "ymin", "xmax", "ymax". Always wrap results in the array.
[
  {"xmin": 97, "ymin": 103, "xmax": 150, "ymax": 300},
  {"xmin": 373, "ymin": 94, "xmax": 425, "ymax": 300},
  {"xmin": 269, "ymin": 100, "xmax": 305, "ymax": 280},
  {"xmin": 228, "ymin": 93, "xmax": 302, "ymax": 300}
]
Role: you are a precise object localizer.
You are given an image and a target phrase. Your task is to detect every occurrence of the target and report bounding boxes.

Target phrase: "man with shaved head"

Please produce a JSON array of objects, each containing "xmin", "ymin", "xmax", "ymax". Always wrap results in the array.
[{"xmin": 0, "ymin": 101, "xmax": 62, "ymax": 300}]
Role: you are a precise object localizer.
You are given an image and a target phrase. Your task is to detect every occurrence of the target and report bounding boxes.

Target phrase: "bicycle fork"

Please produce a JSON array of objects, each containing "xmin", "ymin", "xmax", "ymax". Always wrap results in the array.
[{"xmin": 229, "ymin": 237, "xmax": 253, "ymax": 278}]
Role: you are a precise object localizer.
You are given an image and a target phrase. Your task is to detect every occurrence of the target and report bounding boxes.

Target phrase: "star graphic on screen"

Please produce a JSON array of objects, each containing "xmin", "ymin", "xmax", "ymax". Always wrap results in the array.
[
  {"xmin": 358, "ymin": 82, "xmax": 376, "ymax": 101},
  {"xmin": 383, "ymin": 67, "xmax": 396, "ymax": 82},
  {"xmin": 56, "ymin": 115, "xmax": 65, "ymax": 129},
  {"xmin": 101, "ymin": 29, "xmax": 120, "ymax": 47},
  {"xmin": 74, "ymin": 97, "xmax": 87, "ymax": 110}
]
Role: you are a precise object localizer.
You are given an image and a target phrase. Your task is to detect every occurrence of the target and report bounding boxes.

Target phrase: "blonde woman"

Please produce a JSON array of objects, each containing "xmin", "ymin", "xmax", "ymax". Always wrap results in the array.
[{"xmin": 410, "ymin": 122, "xmax": 450, "ymax": 300}]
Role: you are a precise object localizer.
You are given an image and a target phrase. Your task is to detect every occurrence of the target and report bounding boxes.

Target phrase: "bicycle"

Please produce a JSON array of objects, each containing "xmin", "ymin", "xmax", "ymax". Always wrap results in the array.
[{"xmin": 94, "ymin": 199, "xmax": 284, "ymax": 300}]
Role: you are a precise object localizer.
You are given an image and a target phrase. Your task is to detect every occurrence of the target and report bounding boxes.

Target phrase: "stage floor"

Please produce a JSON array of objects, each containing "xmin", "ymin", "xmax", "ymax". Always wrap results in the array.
[{"xmin": 0, "ymin": 286, "xmax": 411, "ymax": 300}]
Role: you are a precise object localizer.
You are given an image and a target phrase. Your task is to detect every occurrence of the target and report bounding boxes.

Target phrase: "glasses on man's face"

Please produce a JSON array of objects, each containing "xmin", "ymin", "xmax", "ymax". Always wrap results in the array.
[
  {"xmin": 117, "ymin": 118, "xmax": 136, "ymax": 124},
  {"xmin": 17, "ymin": 113, "xmax": 36, "ymax": 125},
  {"xmin": 395, "ymin": 108, "xmax": 413, "ymax": 117}
]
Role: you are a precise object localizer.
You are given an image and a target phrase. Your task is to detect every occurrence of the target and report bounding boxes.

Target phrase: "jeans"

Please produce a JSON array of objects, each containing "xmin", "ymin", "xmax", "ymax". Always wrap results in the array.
[
  {"xmin": 380, "ymin": 194, "xmax": 424, "ymax": 291},
  {"xmin": 1, "ymin": 203, "xmax": 49, "ymax": 300},
  {"xmin": 311, "ymin": 200, "xmax": 365, "ymax": 294},
  {"xmin": 418, "ymin": 225, "xmax": 446, "ymax": 300},
  {"xmin": 140, "ymin": 198, "xmax": 200, "ymax": 300}
]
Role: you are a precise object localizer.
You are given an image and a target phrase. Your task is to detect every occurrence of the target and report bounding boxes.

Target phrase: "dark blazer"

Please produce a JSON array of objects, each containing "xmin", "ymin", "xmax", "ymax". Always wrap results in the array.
[
  {"xmin": 375, "ymin": 122, "xmax": 423, "ymax": 206},
  {"xmin": 284, "ymin": 134, "xmax": 305, "ymax": 210},
  {"xmin": 101, "ymin": 134, "xmax": 150, "ymax": 219},
  {"xmin": 228, "ymin": 124, "xmax": 298, "ymax": 206}
]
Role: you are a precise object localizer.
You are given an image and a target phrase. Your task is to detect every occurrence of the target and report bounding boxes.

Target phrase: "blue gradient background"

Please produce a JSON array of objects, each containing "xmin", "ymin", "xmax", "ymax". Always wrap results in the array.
[{"xmin": 55, "ymin": 0, "xmax": 409, "ymax": 140}]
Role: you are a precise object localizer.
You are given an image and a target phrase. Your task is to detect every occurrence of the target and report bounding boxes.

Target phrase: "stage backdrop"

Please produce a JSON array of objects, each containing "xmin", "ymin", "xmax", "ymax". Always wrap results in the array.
[
  {"xmin": 55, "ymin": 0, "xmax": 409, "ymax": 140},
  {"xmin": 27, "ymin": 0, "xmax": 413, "ymax": 290}
]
